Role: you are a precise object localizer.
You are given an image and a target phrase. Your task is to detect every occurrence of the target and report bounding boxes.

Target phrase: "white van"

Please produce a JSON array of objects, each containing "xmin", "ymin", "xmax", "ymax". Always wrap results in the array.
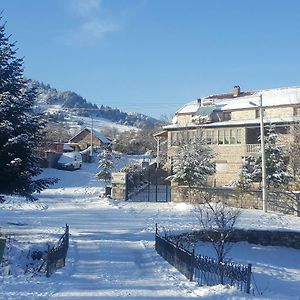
[{"xmin": 57, "ymin": 152, "xmax": 82, "ymax": 170}]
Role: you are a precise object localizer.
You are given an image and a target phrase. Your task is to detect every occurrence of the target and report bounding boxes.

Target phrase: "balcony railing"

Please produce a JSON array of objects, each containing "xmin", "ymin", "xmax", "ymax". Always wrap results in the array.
[{"xmin": 245, "ymin": 144, "xmax": 260, "ymax": 154}]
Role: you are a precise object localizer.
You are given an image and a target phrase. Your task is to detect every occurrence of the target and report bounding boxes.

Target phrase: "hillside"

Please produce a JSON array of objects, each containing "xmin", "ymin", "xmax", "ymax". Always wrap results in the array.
[{"xmin": 28, "ymin": 80, "xmax": 159, "ymax": 128}]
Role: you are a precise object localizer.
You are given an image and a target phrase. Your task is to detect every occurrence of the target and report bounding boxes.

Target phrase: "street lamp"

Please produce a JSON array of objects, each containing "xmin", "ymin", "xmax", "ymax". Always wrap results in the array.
[{"xmin": 259, "ymin": 94, "xmax": 268, "ymax": 212}]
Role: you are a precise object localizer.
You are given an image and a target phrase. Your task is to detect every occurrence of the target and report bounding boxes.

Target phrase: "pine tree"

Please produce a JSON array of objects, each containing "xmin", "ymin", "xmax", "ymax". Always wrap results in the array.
[
  {"xmin": 237, "ymin": 125, "xmax": 293, "ymax": 189},
  {"xmin": 169, "ymin": 130, "xmax": 215, "ymax": 187},
  {"xmin": 0, "ymin": 18, "xmax": 56, "ymax": 201},
  {"xmin": 235, "ymin": 157, "xmax": 254, "ymax": 192},
  {"xmin": 96, "ymin": 148, "xmax": 114, "ymax": 187}
]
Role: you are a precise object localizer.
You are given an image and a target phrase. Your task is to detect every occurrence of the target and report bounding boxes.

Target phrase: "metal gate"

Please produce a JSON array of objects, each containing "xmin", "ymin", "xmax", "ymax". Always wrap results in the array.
[
  {"xmin": 126, "ymin": 166, "xmax": 171, "ymax": 202},
  {"xmin": 128, "ymin": 183, "xmax": 171, "ymax": 202}
]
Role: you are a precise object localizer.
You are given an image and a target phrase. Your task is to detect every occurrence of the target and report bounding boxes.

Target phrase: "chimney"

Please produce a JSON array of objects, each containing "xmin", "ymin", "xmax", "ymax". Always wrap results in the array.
[
  {"xmin": 233, "ymin": 85, "xmax": 241, "ymax": 97},
  {"xmin": 197, "ymin": 98, "xmax": 202, "ymax": 106}
]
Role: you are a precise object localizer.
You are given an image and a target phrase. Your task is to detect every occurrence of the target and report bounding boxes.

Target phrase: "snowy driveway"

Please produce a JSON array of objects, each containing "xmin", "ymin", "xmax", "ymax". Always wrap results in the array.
[{"xmin": 1, "ymin": 163, "xmax": 300, "ymax": 299}]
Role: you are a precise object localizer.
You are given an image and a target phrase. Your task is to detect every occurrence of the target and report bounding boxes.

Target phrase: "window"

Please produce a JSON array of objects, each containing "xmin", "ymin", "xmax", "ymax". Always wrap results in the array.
[
  {"xmin": 224, "ymin": 130, "xmax": 230, "ymax": 144},
  {"xmin": 206, "ymin": 131, "xmax": 213, "ymax": 144},
  {"xmin": 237, "ymin": 129, "xmax": 241, "ymax": 144},
  {"xmin": 230, "ymin": 129, "xmax": 236, "ymax": 144},
  {"xmin": 294, "ymin": 107, "xmax": 300, "ymax": 116},
  {"xmin": 276, "ymin": 126, "xmax": 290, "ymax": 135},
  {"xmin": 213, "ymin": 130, "xmax": 218, "ymax": 144},
  {"xmin": 218, "ymin": 130, "xmax": 224, "ymax": 144},
  {"xmin": 171, "ymin": 132, "xmax": 178, "ymax": 146}
]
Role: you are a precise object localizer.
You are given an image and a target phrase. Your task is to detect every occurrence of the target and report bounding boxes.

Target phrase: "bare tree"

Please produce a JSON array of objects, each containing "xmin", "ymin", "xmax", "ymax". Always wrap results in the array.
[
  {"xmin": 43, "ymin": 121, "xmax": 72, "ymax": 143},
  {"xmin": 267, "ymin": 189, "xmax": 300, "ymax": 216},
  {"xmin": 194, "ymin": 190, "xmax": 241, "ymax": 265}
]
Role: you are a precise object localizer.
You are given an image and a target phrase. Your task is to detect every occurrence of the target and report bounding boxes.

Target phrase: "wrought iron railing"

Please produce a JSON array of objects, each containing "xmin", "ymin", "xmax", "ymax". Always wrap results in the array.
[
  {"xmin": 193, "ymin": 254, "xmax": 251, "ymax": 293},
  {"xmin": 245, "ymin": 144, "xmax": 260, "ymax": 154},
  {"xmin": 38, "ymin": 224, "xmax": 69, "ymax": 277},
  {"xmin": 155, "ymin": 227, "xmax": 252, "ymax": 294}
]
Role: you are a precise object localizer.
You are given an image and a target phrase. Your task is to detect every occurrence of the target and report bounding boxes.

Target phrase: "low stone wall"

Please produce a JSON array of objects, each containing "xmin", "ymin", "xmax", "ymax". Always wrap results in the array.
[
  {"xmin": 171, "ymin": 184, "xmax": 300, "ymax": 216},
  {"xmin": 173, "ymin": 229, "xmax": 300, "ymax": 250}
]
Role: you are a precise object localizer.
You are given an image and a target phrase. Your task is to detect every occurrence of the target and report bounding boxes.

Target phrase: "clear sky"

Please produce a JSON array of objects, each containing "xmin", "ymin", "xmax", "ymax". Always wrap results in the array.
[{"xmin": 2, "ymin": 0, "xmax": 300, "ymax": 118}]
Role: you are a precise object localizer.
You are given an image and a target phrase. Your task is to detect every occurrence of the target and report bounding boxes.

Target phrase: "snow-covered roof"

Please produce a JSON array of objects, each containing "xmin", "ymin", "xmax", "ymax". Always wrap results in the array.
[
  {"xmin": 217, "ymin": 86, "xmax": 300, "ymax": 111},
  {"xmin": 175, "ymin": 100, "xmax": 200, "ymax": 114},
  {"xmin": 93, "ymin": 130, "xmax": 112, "ymax": 144},
  {"xmin": 164, "ymin": 116, "xmax": 300, "ymax": 130},
  {"xmin": 69, "ymin": 128, "xmax": 112, "ymax": 144},
  {"xmin": 176, "ymin": 86, "xmax": 300, "ymax": 115}
]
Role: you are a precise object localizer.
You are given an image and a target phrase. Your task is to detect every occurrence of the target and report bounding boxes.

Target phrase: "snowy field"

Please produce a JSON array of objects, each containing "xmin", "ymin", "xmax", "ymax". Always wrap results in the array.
[{"xmin": 1, "ymin": 163, "xmax": 300, "ymax": 299}]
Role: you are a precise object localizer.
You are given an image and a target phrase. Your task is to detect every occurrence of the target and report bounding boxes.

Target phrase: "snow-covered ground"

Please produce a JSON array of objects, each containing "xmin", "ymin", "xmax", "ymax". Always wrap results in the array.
[
  {"xmin": 67, "ymin": 114, "xmax": 138, "ymax": 136},
  {"xmin": 1, "ymin": 163, "xmax": 300, "ymax": 299}
]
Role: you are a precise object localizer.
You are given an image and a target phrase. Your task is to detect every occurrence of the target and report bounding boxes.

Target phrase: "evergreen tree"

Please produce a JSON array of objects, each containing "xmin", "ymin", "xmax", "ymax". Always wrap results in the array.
[
  {"xmin": 96, "ymin": 148, "xmax": 114, "ymax": 187},
  {"xmin": 169, "ymin": 130, "xmax": 215, "ymax": 187},
  {"xmin": 0, "ymin": 19, "xmax": 56, "ymax": 201},
  {"xmin": 235, "ymin": 158, "xmax": 254, "ymax": 192},
  {"xmin": 237, "ymin": 125, "xmax": 293, "ymax": 189}
]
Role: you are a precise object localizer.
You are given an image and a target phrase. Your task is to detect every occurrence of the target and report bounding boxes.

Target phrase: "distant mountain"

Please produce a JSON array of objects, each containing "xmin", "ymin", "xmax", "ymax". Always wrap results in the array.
[{"xmin": 28, "ymin": 79, "xmax": 160, "ymax": 128}]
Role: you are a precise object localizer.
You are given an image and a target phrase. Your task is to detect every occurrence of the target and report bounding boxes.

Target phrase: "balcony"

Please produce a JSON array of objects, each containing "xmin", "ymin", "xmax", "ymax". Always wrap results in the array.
[{"xmin": 245, "ymin": 144, "xmax": 260, "ymax": 155}]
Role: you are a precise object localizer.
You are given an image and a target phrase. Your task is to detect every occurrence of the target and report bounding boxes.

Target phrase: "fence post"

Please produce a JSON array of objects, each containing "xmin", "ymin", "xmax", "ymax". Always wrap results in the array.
[
  {"xmin": 46, "ymin": 244, "xmax": 50, "ymax": 278},
  {"xmin": 64, "ymin": 224, "xmax": 69, "ymax": 266},
  {"xmin": 165, "ymin": 184, "xmax": 168, "ymax": 202},
  {"xmin": 246, "ymin": 263, "xmax": 252, "ymax": 294},
  {"xmin": 190, "ymin": 249, "xmax": 195, "ymax": 281},
  {"xmin": 155, "ymin": 223, "xmax": 158, "ymax": 235},
  {"xmin": 147, "ymin": 168, "xmax": 150, "ymax": 202},
  {"xmin": 155, "ymin": 169, "xmax": 158, "ymax": 202}
]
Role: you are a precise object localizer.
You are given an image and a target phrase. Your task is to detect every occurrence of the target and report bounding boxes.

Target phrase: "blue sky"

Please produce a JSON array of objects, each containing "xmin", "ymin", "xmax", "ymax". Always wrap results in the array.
[{"xmin": 2, "ymin": 0, "xmax": 300, "ymax": 118}]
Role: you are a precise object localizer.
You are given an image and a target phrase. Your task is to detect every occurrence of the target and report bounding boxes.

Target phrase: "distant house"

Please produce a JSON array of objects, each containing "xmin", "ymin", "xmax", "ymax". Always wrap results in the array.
[
  {"xmin": 69, "ymin": 128, "xmax": 112, "ymax": 150},
  {"xmin": 37, "ymin": 142, "xmax": 80, "ymax": 168}
]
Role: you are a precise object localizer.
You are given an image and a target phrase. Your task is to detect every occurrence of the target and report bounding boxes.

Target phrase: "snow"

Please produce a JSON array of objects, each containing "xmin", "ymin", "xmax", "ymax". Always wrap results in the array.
[
  {"xmin": 57, "ymin": 152, "xmax": 81, "ymax": 164},
  {"xmin": 93, "ymin": 129, "xmax": 112, "ymax": 144},
  {"xmin": 0, "ymin": 164, "xmax": 300, "ymax": 299},
  {"xmin": 175, "ymin": 100, "xmax": 200, "ymax": 115},
  {"xmin": 69, "ymin": 114, "xmax": 138, "ymax": 134},
  {"xmin": 194, "ymin": 241, "xmax": 300, "ymax": 298},
  {"xmin": 175, "ymin": 86, "xmax": 300, "ymax": 116}
]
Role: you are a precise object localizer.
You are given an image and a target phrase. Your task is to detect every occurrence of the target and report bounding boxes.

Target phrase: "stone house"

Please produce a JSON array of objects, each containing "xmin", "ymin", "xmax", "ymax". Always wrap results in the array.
[{"xmin": 158, "ymin": 85, "xmax": 300, "ymax": 186}]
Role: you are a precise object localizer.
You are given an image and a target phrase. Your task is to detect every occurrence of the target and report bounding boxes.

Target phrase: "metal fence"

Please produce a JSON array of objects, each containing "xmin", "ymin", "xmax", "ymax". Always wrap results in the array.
[
  {"xmin": 155, "ymin": 234, "xmax": 194, "ymax": 280},
  {"xmin": 193, "ymin": 254, "xmax": 251, "ymax": 293},
  {"xmin": 0, "ymin": 239, "xmax": 5, "ymax": 262},
  {"xmin": 46, "ymin": 224, "xmax": 69, "ymax": 277},
  {"xmin": 155, "ymin": 228, "xmax": 252, "ymax": 293}
]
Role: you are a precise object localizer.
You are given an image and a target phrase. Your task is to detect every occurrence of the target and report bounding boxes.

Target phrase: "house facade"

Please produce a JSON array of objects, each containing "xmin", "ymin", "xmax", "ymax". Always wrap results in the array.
[
  {"xmin": 161, "ymin": 85, "xmax": 300, "ymax": 186},
  {"xmin": 69, "ymin": 128, "xmax": 112, "ymax": 150}
]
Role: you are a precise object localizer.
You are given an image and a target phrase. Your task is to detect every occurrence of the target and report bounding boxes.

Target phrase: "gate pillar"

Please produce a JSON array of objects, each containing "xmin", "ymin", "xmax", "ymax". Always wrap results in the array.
[{"xmin": 111, "ymin": 172, "xmax": 128, "ymax": 200}]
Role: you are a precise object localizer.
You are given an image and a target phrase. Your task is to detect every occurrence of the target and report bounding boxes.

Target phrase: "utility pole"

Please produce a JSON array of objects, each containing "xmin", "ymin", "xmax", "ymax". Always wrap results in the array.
[
  {"xmin": 259, "ymin": 94, "xmax": 267, "ymax": 212},
  {"xmin": 90, "ymin": 115, "xmax": 94, "ymax": 161},
  {"xmin": 155, "ymin": 136, "xmax": 160, "ymax": 168}
]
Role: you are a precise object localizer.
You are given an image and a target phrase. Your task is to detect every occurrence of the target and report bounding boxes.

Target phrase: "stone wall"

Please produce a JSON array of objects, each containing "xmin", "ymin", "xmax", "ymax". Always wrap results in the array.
[
  {"xmin": 174, "ymin": 229, "xmax": 300, "ymax": 250},
  {"xmin": 171, "ymin": 184, "xmax": 300, "ymax": 216},
  {"xmin": 231, "ymin": 109, "xmax": 256, "ymax": 121}
]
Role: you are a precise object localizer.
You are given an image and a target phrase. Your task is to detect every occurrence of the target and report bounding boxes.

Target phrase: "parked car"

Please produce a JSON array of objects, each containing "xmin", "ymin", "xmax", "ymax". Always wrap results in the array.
[{"xmin": 57, "ymin": 152, "xmax": 82, "ymax": 170}]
